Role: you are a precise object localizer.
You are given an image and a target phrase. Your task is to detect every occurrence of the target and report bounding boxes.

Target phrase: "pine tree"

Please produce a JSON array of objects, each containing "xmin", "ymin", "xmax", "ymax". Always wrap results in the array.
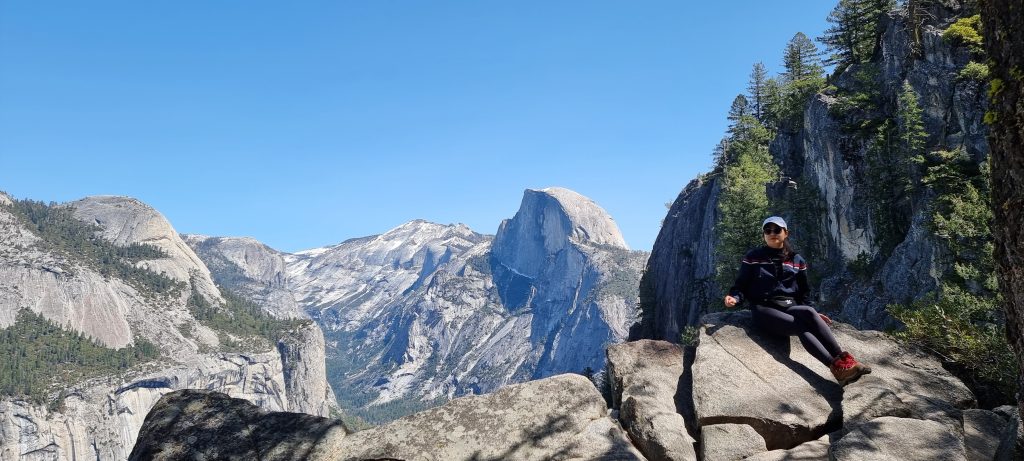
[
  {"xmin": 762, "ymin": 77, "xmax": 784, "ymax": 130},
  {"xmin": 819, "ymin": 0, "xmax": 893, "ymax": 67},
  {"xmin": 727, "ymin": 94, "xmax": 750, "ymax": 136},
  {"xmin": 783, "ymin": 32, "xmax": 824, "ymax": 82},
  {"xmin": 897, "ymin": 81, "xmax": 927, "ymax": 167},
  {"xmin": 747, "ymin": 62, "xmax": 769, "ymax": 121}
]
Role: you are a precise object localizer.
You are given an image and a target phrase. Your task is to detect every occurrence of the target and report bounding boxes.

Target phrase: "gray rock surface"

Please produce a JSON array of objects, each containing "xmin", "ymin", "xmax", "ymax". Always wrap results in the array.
[
  {"xmin": 964, "ymin": 409, "xmax": 1006, "ymax": 461},
  {"xmin": 631, "ymin": 176, "xmax": 721, "ymax": 342},
  {"xmin": 831, "ymin": 416, "xmax": 966, "ymax": 461},
  {"xmin": 312, "ymin": 374, "xmax": 645, "ymax": 461},
  {"xmin": 692, "ymin": 312, "xmax": 841, "ymax": 450},
  {"xmin": 127, "ymin": 389, "xmax": 346, "ymax": 461},
  {"xmin": 692, "ymin": 311, "xmax": 975, "ymax": 450},
  {"xmin": 743, "ymin": 434, "xmax": 830, "ymax": 461},
  {"xmin": 0, "ymin": 343, "xmax": 338, "ymax": 461},
  {"xmin": 607, "ymin": 340, "xmax": 697, "ymax": 461},
  {"xmin": 699, "ymin": 423, "xmax": 766, "ymax": 461},
  {"xmin": 69, "ymin": 195, "xmax": 223, "ymax": 306},
  {"xmin": 839, "ymin": 375, "xmax": 912, "ymax": 428},
  {"xmin": 184, "ymin": 234, "xmax": 307, "ymax": 319},
  {"xmin": 995, "ymin": 411, "xmax": 1024, "ymax": 461}
]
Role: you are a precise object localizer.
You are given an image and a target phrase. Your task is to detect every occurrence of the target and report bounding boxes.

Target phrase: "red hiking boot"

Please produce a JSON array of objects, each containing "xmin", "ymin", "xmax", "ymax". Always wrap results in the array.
[{"xmin": 831, "ymin": 351, "xmax": 871, "ymax": 386}]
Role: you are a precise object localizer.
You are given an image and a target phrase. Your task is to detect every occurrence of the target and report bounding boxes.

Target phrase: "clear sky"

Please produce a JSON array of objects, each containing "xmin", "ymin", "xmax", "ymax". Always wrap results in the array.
[{"xmin": 0, "ymin": 1, "xmax": 835, "ymax": 253}]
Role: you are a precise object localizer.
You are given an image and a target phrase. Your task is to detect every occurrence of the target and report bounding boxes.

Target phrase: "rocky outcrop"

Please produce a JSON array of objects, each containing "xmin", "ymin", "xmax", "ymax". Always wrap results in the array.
[
  {"xmin": 607, "ymin": 340, "xmax": 697, "ymax": 461},
  {"xmin": 691, "ymin": 312, "xmax": 974, "ymax": 451},
  {"xmin": 278, "ymin": 322, "xmax": 338, "ymax": 416},
  {"xmin": 127, "ymin": 309, "xmax": 1017, "ymax": 460},
  {"xmin": 630, "ymin": 176, "xmax": 720, "ymax": 342},
  {"xmin": 130, "ymin": 374, "xmax": 645, "ymax": 461},
  {"xmin": 127, "ymin": 390, "xmax": 346, "ymax": 461}
]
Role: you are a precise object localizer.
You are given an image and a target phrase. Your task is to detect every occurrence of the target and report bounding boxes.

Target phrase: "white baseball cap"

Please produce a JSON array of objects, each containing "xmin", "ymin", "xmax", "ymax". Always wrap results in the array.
[{"xmin": 762, "ymin": 216, "xmax": 788, "ymax": 229}]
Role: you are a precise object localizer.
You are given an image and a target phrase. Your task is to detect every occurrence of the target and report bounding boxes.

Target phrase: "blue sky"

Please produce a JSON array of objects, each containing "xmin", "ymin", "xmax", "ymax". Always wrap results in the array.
[{"xmin": 0, "ymin": 1, "xmax": 835, "ymax": 253}]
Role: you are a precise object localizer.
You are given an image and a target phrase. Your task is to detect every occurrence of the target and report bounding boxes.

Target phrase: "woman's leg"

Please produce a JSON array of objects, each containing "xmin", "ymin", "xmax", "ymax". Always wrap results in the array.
[
  {"xmin": 784, "ymin": 305, "xmax": 843, "ymax": 359},
  {"xmin": 751, "ymin": 304, "xmax": 834, "ymax": 366}
]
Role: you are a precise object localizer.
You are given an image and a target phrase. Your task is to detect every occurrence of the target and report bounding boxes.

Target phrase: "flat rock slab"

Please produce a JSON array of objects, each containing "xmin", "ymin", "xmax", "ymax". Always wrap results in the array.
[
  {"xmin": 693, "ymin": 312, "xmax": 976, "ymax": 450},
  {"xmin": 831, "ymin": 416, "xmax": 966, "ymax": 461},
  {"xmin": 964, "ymin": 409, "xmax": 1008, "ymax": 461},
  {"xmin": 700, "ymin": 423, "xmax": 766, "ymax": 461},
  {"xmin": 607, "ymin": 340, "xmax": 697, "ymax": 461},
  {"xmin": 831, "ymin": 322, "xmax": 975, "ymax": 427},
  {"xmin": 316, "ymin": 374, "xmax": 645, "ymax": 461},
  {"xmin": 693, "ymin": 312, "xmax": 842, "ymax": 449},
  {"xmin": 128, "ymin": 389, "xmax": 347, "ymax": 461}
]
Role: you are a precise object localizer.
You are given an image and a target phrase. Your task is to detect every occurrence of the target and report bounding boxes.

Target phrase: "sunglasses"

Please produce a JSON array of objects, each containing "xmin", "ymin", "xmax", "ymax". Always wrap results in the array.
[{"xmin": 763, "ymin": 226, "xmax": 785, "ymax": 235}]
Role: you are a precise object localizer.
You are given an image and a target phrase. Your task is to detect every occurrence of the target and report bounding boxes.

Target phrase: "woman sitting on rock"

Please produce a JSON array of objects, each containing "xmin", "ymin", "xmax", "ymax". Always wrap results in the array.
[{"xmin": 723, "ymin": 216, "xmax": 871, "ymax": 386}]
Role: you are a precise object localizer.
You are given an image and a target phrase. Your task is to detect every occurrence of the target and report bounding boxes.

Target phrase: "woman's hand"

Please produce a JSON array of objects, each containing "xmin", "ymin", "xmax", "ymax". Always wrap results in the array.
[
  {"xmin": 819, "ymin": 313, "xmax": 833, "ymax": 326},
  {"xmin": 723, "ymin": 296, "xmax": 738, "ymax": 308}
]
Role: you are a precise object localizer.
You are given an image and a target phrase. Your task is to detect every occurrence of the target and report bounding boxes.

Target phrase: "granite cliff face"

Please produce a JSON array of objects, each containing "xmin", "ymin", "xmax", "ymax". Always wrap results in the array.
[
  {"xmin": 267, "ymin": 187, "xmax": 645, "ymax": 419},
  {"xmin": 184, "ymin": 235, "xmax": 307, "ymax": 320},
  {"xmin": 630, "ymin": 176, "xmax": 721, "ymax": 342},
  {"xmin": 641, "ymin": 4, "xmax": 987, "ymax": 333},
  {"xmin": 0, "ymin": 194, "xmax": 338, "ymax": 460}
]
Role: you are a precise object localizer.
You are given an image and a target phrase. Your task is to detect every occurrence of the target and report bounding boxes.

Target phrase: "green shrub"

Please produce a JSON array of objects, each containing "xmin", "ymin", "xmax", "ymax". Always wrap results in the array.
[
  {"xmin": 680, "ymin": 326, "xmax": 700, "ymax": 346},
  {"xmin": 958, "ymin": 61, "xmax": 990, "ymax": 82},
  {"xmin": 888, "ymin": 285, "xmax": 1015, "ymax": 406},
  {"xmin": 943, "ymin": 15, "xmax": 984, "ymax": 55}
]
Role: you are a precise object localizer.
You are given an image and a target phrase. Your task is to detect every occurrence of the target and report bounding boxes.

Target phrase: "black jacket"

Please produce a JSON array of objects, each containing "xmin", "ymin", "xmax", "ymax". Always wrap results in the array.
[{"xmin": 728, "ymin": 246, "xmax": 811, "ymax": 307}]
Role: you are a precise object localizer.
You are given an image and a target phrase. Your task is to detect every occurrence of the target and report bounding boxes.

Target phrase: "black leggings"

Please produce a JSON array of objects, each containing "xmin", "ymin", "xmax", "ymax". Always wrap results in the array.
[{"xmin": 751, "ymin": 304, "xmax": 842, "ymax": 366}]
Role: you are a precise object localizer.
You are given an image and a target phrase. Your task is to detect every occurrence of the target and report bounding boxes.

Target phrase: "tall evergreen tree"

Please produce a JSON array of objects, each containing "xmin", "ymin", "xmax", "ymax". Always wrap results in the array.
[
  {"xmin": 896, "ymin": 81, "xmax": 927, "ymax": 166},
  {"xmin": 783, "ymin": 32, "xmax": 824, "ymax": 82},
  {"xmin": 819, "ymin": 0, "xmax": 893, "ymax": 67},
  {"xmin": 726, "ymin": 94, "xmax": 750, "ymax": 135},
  {"xmin": 747, "ymin": 62, "xmax": 769, "ymax": 121}
]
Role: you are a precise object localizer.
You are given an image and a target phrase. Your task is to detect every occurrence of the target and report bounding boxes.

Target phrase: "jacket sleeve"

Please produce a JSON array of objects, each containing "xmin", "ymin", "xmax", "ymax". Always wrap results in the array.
[
  {"xmin": 795, "ymin": 257, "xmax": 812, "ymax": 305},
  {"xmin": 728, "ymin": 252, "xmax": 756, "ymax": 304}
]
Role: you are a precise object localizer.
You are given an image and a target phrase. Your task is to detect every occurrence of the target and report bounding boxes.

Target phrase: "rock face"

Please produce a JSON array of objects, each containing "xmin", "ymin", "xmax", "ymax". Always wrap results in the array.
[
  {"xmin": 831, "ymin": 417, "xmax": 967, "ymax": 461},
  {"xmin": 70, "ymin": 196, "xmax": 223, "ymax": 306},
  {"xmin": 127, "ymin": 390, "xmax": 346, "ymax": 461},
  {"xmin": 130, "ymin": 374, "xmax": 645, "ymax": 461},
  {"xmin": 269, "ymin": 188, "xmax": 645, "ymax": 419},
  {"xmin": 606, "ymin": 340, "xmax": 697, "ymax": 461},
  {"xmin": 640, "ymin": 5, "xmax": 989, "ymax": 332},
  {"xmin": 184, "ymin": 234, "xmax": 307, "ymax": 319},
  {"xmin": 0, "ymin": 195, "xmax": 338, "ymax": 461},
  {"xmin": 631, "ymin": 176, "xmax": 721, "ymax": 343},
  {"xmin": 0, "ymin": 338, "xmax": 337, "ymax": 461}
]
